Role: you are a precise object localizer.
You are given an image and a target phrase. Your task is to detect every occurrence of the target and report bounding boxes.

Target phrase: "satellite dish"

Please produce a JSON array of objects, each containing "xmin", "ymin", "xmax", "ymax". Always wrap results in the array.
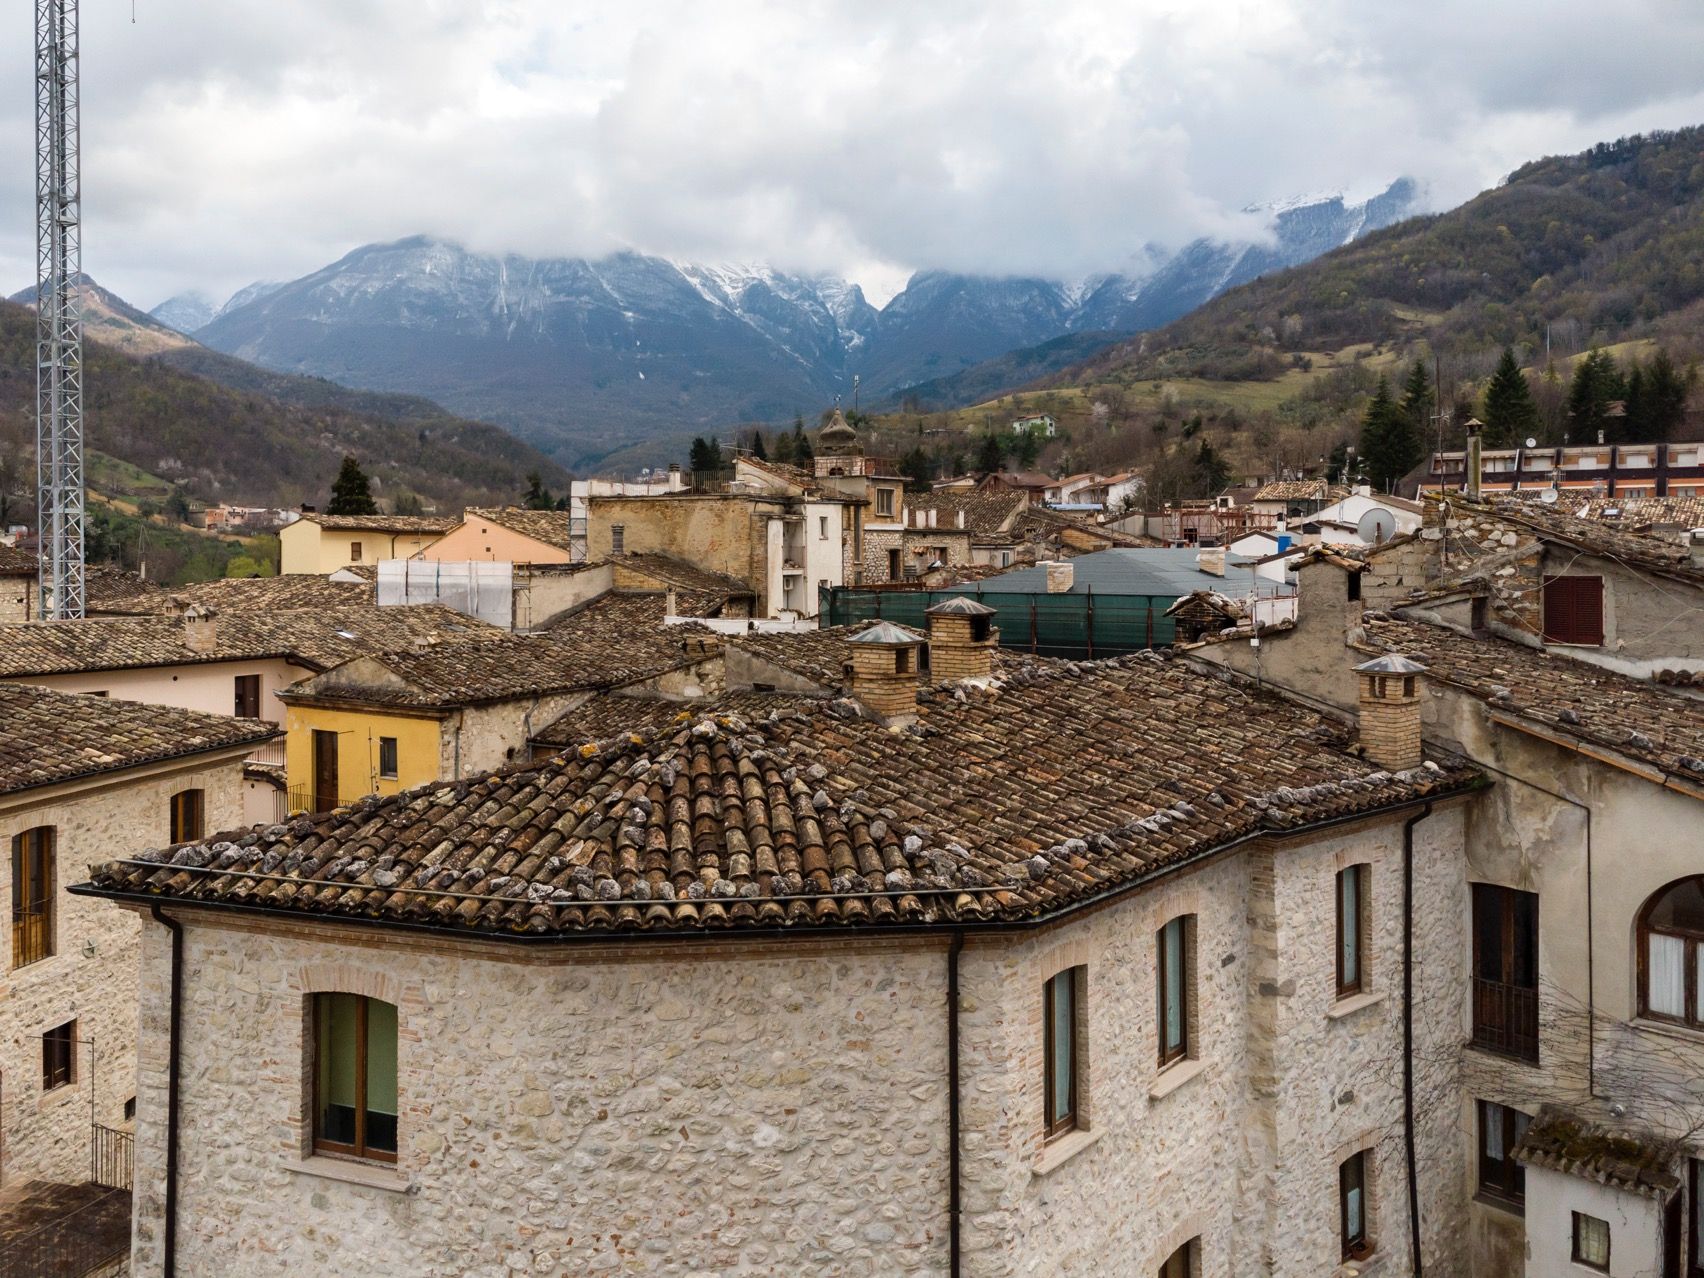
[
  {"xmin": 1524, "ymin": 437, "xmax": 1538, "ymax": 449},
  {"xmin": 1540, "ymin": 488, "xmax": 1560, "ymax": 505},
  {"xmin": 1357, "ymin": 509, "xmax": 1398, "ymax": 544}
]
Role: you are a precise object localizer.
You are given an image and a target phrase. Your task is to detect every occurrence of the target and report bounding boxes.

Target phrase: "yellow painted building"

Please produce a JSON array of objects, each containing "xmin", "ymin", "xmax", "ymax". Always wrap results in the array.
[
  {"xmin": 282, "ymin": 701, "xmax": 443, "ymax": 812},
  {"xmin": 280, "ymin": 513, "xmax": 459, "ymax": 575}
]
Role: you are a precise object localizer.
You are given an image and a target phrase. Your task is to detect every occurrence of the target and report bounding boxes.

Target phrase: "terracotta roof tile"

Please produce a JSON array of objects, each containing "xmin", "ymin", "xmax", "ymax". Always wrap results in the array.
[
  {"xmin": 607, "ymin": 552, "xmax": 754, "ymax": 598},
  {"xmin": 299, "ymin": 513, "xmax": 459, "ymax": 534},
  {"xmin": 1513, "ymin": 1109, "xmax": 1681, "ymax": 1197},
  {"xmin": 464, "ymin": 507, "xmax": 579, "ymax": 552},
  {"xmin": 0, "ymin": 683, "xmax": 276, "ymax": 796},
  {"xmin": 84, "ymin": 653, "xmax": 1478, "ymax": 936},
  {"xmin": 531, "ymin": 691, "xmax": 824, "ymax": 749},
  {"xmin": 1478, "ymin": 495, "xmax": 1702, "ymax": 579}
]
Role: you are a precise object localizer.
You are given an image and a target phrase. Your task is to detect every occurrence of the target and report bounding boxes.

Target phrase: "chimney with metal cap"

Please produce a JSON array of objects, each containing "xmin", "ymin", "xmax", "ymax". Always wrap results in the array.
[
  {"xmin": 844, "ymin": 621, "xmax": 926, "ymax": 722},
  {"xmin": 925, "ymin": 596, "xmax": 999, "ymax": 681},
  {"xmin": 1354, "ymin": 654, "xmax": 1427, "ymax": 771},
  {"xmin": 1463, "ymin": 417, "xmax": 1484, "ymax": 501}
]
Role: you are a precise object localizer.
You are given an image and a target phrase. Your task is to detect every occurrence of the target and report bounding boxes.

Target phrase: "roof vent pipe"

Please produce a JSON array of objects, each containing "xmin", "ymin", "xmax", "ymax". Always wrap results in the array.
[{"xmin": 1463, "ymin": 417, "xmax": 1484, "ymax": 501}]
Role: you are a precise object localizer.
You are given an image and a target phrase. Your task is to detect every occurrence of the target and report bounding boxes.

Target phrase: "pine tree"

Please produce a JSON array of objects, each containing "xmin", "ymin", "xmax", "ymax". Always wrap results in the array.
[
  {"xmin": 1566, "ymin": 349, "xmax": 1624, "ymax": 444},
  {"xmin": 327, "ymin": 456, "xmax": 378, "ymax": 515},
  {"xmin": 688, "ymin": 437, "xmax": 713, "ymax": 475},
  {"xmin": 792, "ymin": 424, "xmax": 814, "ymax": 468},
  {"xmin": 521, "ymin": 470, "xmax": 554, "ymax": 510},
  {"xmin": 1399, "ymin": 358, "xmax": 1432, "ymax": 439},
  {"xmin": 1358, "ymin": 378, "xmax": 1420, "ymax": 491},
  {"xmin": 771, "ymin": 428, "xmax": 796, "ymax": 465},
  {"xmin": 1621, "ymin": 365, "xmax": 1647, "ymax": 443},
  {"xmin": 899, "ymin": 445, "xmax": 932, "ymax": 492},
  {"xmin": 975, "ymin": 431, "xmax": 1005, "ymax": 475},
  {"xmin": 1480, "ymin": 348, "xmax": 1541, "ymax": 448},
  {"xmin": 1641, "ymin": 349, "xmax": 1691, "ymax": 441},
  {"xmin": 1015, "ymin": 428, "xmax": 1041, "ymax": 468},
  {"xmin": 1195, "ymin": 440, "xmax": 1231, "ymax": 494},
  {"xmin": 749, "ymin": 429, "xmax": 768, "ymax": 461}
]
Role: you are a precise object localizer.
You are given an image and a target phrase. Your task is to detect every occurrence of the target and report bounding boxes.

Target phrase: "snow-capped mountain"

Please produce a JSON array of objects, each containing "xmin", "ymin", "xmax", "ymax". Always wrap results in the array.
[
  {"xmin": 149, "ymin": 290, "xmax": 218, "ymax": 335},
  {"xmin": 191, "ymin": 181, "xmax": 1418, "ymax": 463}
]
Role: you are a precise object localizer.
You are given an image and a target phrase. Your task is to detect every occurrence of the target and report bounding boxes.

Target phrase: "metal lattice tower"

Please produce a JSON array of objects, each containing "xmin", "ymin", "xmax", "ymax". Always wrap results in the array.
[{"xmin": 35, "ymin": 0, "xmax": 85, "ymax": 619}]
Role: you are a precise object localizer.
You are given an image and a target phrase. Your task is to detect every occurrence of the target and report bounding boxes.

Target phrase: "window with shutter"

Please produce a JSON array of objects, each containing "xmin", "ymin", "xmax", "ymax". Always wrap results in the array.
[{"xmin": 1542, "ymin": 575, "xmax": 1604, "ymax": 645}]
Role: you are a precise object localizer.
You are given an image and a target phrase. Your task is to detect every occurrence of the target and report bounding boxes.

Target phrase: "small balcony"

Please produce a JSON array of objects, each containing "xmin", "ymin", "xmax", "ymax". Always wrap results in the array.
[{"xmin": 1471, "ymin": 977, "xmax": 1539, "ymax": 1063}]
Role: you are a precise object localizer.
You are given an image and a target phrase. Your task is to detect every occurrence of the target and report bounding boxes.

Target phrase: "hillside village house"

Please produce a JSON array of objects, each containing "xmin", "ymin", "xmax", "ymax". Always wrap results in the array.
[
  {"xmin": 277, "ymin": 623, "xmax": 723, "ymax": 811},
  {"xmin": 1190, "ymin": 513, "xmax": 1704, "ymax": 1278},
  {"xmin": 420, "ymin": 507, "xmax": 581, "ymax": 566},
  {"xmin": 1010, "ymin": 413, "xmax": 1056, "ymax": 437},
  {"xmin": 280, "ymin": 513, "xmax": 458, "ymax": 575},
  {"xmin": 0, "ymin": 684, "xmax": 272, "ymax": 1262},
  {"xmin": 80, "ymin": 606, "xmax": 1485, "ymax": 1277},
  {"xmin": 0, "ymin": 605, "xmax": 501, "ymax": 824}
]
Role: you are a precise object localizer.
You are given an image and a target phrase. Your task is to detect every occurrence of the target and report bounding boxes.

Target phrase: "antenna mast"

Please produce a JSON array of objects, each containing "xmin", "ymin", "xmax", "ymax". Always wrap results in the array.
[{"xmin": 35, "ymin": 0, "xmax": 86, "ymax": 618}]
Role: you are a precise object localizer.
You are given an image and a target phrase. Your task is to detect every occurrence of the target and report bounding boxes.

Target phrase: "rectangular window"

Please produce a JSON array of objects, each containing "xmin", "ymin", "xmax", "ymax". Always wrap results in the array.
[
  {"xmin": 1471, "ymin": 884, "xmax": 1540, "ymax": 1062},
  {"xmin": 349, "ymin": 541, "xmax": 363, "ymax": 563},
  {"xmin": 377, "ymin": 737, "xmax": 399, "ymax": 780},
  {"xmin": 1157, "ymin": 915, "xmax": 1191, "ymax": 1066},
  {"xmin": 169, "ymin": 789, "xmax": 205, "ymax": 844},
  {"xmin": 1340, "ymin": 1151, "xmax": 1371, "ymax": 1260},
  {"xmin": 1042, "ymin": 968, "xmax": 1079, "ymax": 1139},
  {"xmin": 1337, "ymin": 865, "xmax": 1367, "ymax": 998},
  {"xmin": 10, "ymin": 826, "xmax": 54, "ymax": 969},
  {"xmin": 819, "ymin": 516, "xmax": 828, "ymax": 539},
  {"xmin": 123, "ymin": 1096, "xmax": 136, "ymax": 1122},
  {"xmin": 1542, "ymin": 575, "xmax": 1605, "ymax": 645},
  {"xmin": 313, "ymin": 993, "xmax": 398, "ymax": 1163},
  {"xmin": 611, "ymin": 525, "xmax": 625, "ymax": 555},
  {"xmin": 1476, "ymin": 1100, "xmax": 1532, "ymax": 1208},
  {"xmin": 234, "ymin": 673, "xmax": 262, "ymax": 718},
  {"xmin": 43, "ymin": 1019, "xmax": 76, "ymax": 1091},
  {"xmin": 876, "ymin": 488, "xmax": 895, "ymax": 517},
  {"xmin": 1573, "ymin": 1211, "xmax": 1611, "ymax": 1271}
]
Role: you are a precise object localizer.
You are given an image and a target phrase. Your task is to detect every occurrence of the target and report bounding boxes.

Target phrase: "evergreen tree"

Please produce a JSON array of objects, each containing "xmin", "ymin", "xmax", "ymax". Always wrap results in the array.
[
  {"xmin": 1480, "ymin": 348, "xmax": 1541, "ymax": 448},
  {"xmin": 1327, "ymin": 440, "xmax": 1352, "ymax": 484},
  {"xmin": 771, "ymin": 428, "xmax": 796, "ymax": 465},
  {"xmin": 899, "ymin": 445, "xmax": 932, "ymax": 492},
  {"xmin": 1398, "ymin": 359, "xmax": 1432, "ymax": 439},
  {"xmin": 749, "ymin": 429, "xmax": 768, "ymax": 461},
  {"xmin": 792, "ymin": 424, "xmax": 814, "ymax": 468},
  {"xmin": 1014, "ymin": 428, "xmax": 1041, "ymax": 468},
  {"xmin": 522, "ymin": 470, "xmax": 555, "ymax": 510},
  {"xmin": 1641, "ymin": 349, "xmax": 1692, "ymax": 441},
  {"xmin": 393, "ymin": 491, "xmax": 425, "ymax": 516},
  {"xmin": 1622, "ymin": 365, "xmax": 1648, "ymax": 442},
  {"xmin": 1566, "ymin": 349, "xmax": 1624, "ymax": 444},
  {"xmin": 164, "ymin": 486, "xmax": 192, "ymax": 525},
  {"xmin": 1195, "ymin": 440, "xmax": 1231, "ymax": 494},
  {"xmin": 975, "ymin": 431, "xmax": 1005, "ymax": 475},
  {"xmin": 327, "ymin": 456, "xmax": 378, "ymax": 515},
  {"xmin": 1358, "ymin": 378, "xmax": 1420, "ymax": 491},
  {"xmin": 688, "ymin": 437, "xmax": 713, "ymax": 475}
]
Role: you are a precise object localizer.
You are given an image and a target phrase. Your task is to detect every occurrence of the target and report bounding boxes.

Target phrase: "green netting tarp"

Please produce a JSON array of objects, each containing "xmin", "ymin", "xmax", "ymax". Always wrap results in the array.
[{"xmin": 821, "ymin": 586, "xmax": 1174, "ymax": 659}]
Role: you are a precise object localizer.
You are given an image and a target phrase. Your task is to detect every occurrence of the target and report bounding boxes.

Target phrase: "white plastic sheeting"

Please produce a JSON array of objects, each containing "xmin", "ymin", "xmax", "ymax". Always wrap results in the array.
[{"xmin": 377, "ymin": 560, "xmax": 513, "ymax": 629}]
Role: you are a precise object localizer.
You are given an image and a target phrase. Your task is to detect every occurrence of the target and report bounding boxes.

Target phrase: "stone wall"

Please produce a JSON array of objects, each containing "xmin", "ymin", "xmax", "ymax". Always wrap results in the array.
[
  {"xmin": 862, "ymin": 528, "xmax": 904, "ymax": 583},
  {"xmin": 0, "ymin": 755, "xmax": 247, "ymax": 1186}
]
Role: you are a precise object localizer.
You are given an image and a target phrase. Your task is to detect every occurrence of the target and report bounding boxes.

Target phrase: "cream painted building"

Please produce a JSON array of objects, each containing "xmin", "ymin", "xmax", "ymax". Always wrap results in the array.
[
  {"xmin": 1, "ymin": 685, "xmax": 270, "ymax": 1203},
  {"xmin": 86, "ymin": 640, "xmax": 1482, "ymax": 1277},
  {"xmin": 280, "ymin": 513, "xmax": 458, "ymax": 575}
]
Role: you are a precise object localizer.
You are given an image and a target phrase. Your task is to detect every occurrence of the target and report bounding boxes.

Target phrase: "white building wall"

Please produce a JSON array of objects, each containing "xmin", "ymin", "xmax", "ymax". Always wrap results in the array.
[{"xmin": 1523, "ymin": 1165, "xmax": 1664, "ymax": 1278}]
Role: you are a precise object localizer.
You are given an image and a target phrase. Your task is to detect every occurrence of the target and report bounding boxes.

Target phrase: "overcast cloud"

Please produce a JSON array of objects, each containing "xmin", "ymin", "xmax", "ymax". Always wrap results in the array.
[{"xmin": 3, "ymin": 0, "xmax": 1703, "ymax": 310}]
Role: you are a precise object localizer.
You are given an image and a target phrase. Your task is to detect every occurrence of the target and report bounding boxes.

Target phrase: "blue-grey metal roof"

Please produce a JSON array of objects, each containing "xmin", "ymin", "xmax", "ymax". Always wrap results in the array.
[{"xmin": 949, "ymin": 548, "xmax": 1288, "ymax": 599}]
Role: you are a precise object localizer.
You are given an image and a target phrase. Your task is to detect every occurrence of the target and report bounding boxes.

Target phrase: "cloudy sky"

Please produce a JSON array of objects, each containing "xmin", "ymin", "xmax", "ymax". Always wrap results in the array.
[{"xmin": 3, "ymin": 0, "xmax": 1703, "ymax": 311}]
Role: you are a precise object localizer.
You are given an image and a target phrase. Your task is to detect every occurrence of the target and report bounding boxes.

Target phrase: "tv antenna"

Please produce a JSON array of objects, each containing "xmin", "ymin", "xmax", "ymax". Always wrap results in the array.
[{"xmin": 35, "ymin": 0, "xmax": 87, "ymax": 618}]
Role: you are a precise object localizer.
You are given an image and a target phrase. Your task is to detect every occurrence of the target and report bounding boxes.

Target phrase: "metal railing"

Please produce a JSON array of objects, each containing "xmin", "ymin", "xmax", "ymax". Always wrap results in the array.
[
  {"xmin": 1471, "ymin": 977, "xmax": 1540, "ymax": 1062},
  {"xmin": 245, "ymin": 738, "xmax": 287, "ymax": 769},
  {"xmin": 2, "ymin": 1186, "xmax": 131, "ymax": 1278},
  {"xmin": 10, "ymin": 911, "xmax": 51, "ymax": 969},
  {"xmin": 90, "ymin": 1124, "xmax": 131, "ymax": 1192},
  {"xmin": 284, "ymin": 785, "xmax": 372, "ymax": 816}
]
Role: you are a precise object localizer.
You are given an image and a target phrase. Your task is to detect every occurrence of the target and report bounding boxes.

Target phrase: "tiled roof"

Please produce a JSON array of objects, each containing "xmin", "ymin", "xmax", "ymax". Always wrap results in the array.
[
  {"xmin": 1013, "ymin": 506, "xmax": 1153, "ymax": 547},
  {"xmin": 298, "ymin": 513, "xmax": 459, "ymax": 534},
  {"xmin": 1513, "ymin": 1109, "xmax": 1681, "ymax": 1197},
  {"xmin": 0, "ymin": 544, "xmax": 37, "ymax": 575},
  {"xmin": 739, "ymin": 456, "xmax": 818, "ymax": 491},
  {"xmin": 1520, "ymin": 491, "xmax": 1704, "ymax": 532},
  {"xmin": 165, "ymin": 575, "xmax": 377, "ymax": 612},
  {"xmin": 0, "ymin": 683, "xmax": 276, "ymax": 796},
  {"xmin": 281, "ymin": 626, "xmax": 714, "ymax": 710},
  {"xmin": 1478, "ymin": 496, "xmax": 1702, "ymax": 579},
  {"xmin": 464, "ymin": 507, "xmax": 579, "ymax": 552},
  {"xmin": 1252, "ymin": 479, "xmax": 1332, "ymax": 503},
  {"xmin": 82, "ymin": 653, "xmax": 1477, "ymax": 936},
  {"xmin": 609, "ymin": 552, "xmax": 755, "ymax": 598},
  {"xmin": 0, "ymin": 605, "xmax": 500, "ymax": 677},
  {"xmin": 530, "ymin": 691, "xmax": 824, "ymax": 749},
  {"xmin": 545, "ymin": 591, "xmax": 730, "ymax": 639},
  {"xmin": 1360, "ymin": 616, "xmax": 1704, "ymax": 779},
  {"xmin": 904, "ymin": 492, "xmax": 1027, "ymax": 537},
  {"xmin": 729, "ymin": 623, "xmax": 914, "ymax": 688}
]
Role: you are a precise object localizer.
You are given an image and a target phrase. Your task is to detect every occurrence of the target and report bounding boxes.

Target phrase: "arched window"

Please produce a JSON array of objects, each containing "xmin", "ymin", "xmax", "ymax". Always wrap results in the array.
[{"xmin": 1638, "ymin": 877, "xmax": 1704, "ymax": 1027}]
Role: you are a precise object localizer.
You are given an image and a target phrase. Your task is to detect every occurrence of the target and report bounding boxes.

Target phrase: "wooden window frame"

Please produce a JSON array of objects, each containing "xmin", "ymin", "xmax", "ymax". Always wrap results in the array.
[
  {"xmin": 1158, "ymin": 1240, "xmax": 1195, "ymax": 1278},
  {"xmin": 11, "ymin": 826, "xmax": 55, "ymax": 969},
  {"xmin": 234, "ymin": 673, "xmax": 262, "ymax": 718},
  {"xmin": 1475, "ymin": 1099, "xmax": 1530, "ymax": 1209},
  {"xmin": 876, "ymin": 487, "xmax": 895, "ymax": 517},
  {"xmin": 42, "ymin": 1018, "xmax": 76, "ymax": 1092},
  {"xmin": 1157, "ymin": 915, "xmax": 1191, "ymax": 1068},
  {"xmin": 1573, "ymin": 1210, "xmax": 1611, "ymax": 1272},
  {"xmin": 377, "ymin": 737, "xmax": 399, "ymax": 780},
  {"xmin": 312, "ymin": 993, "xmax": 398, "ymax": 1165},
  {"xmin": 1336, "ymin": 865, "xmax": 1367, "ymax": 999},
  {"xmin": 169, "ymin": 789, "xmax": 205, "ymax": 845},
  {"xmin": 1471, "ymin": 883, "xmax": 1540, "ymax": 1062},
  {"xmin": 1042, "ymin": 967, "xmax": 1079, "ymax": 1141},
  {"xmin": 349, "ymin": 541, "xmax": 363, "ymax": 563},
  {"xmin": 1637, "ymin": 876, "xmax": 1704, "ymax": 1029},
  {"xmin": 611, "ymin": 525, "xmax": 625, "ymax": 555},
  {"xmin": 1340, "ymin": 1150, "xmax": 1372, "ymax": 1261},
  {"xmin": 1542, "ymin": 574, "xmax": 1605, "ymax": 646},
  {"xmin": 1689, "ymin": 1157, "xmax": 1704, "ymax": 1278}
]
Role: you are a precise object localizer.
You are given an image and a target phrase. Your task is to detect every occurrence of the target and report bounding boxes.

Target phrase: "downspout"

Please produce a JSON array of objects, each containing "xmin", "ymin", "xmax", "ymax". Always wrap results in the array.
[
  {"xmin": 946, "ymin": 931, "xmax": 964, "ymax": 1278},
  {"xmin": 149, "ymin": 904, "xmax": 183, "ymax": 1278},
  {"xmin": 1402, "ymin": 801, "xmax": 1433, "ymax": 1278}
]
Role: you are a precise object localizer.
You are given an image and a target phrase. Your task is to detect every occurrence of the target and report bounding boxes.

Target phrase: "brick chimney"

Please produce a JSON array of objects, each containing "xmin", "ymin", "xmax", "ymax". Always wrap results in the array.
[
  {"xmin": 1353, "ymin": 654, "xmax": 1427, "ymax": 771},
  {"xmin": 845, "ymin": 621, "xmax": 925, "ymax": 721},
  {"xmin": 925, "ymin": 596, "xmax": 998, "ymax": 682},
  {"xmin": 182, "ymin": 603, "xmax": 219, "ymax": 654}
]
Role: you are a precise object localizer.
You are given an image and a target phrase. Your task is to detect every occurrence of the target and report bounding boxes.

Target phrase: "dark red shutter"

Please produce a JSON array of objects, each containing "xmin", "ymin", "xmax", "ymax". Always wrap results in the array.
[{"xmin": 1542, "ymin": 575, "xmax": 1604, "ymax": 645}]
